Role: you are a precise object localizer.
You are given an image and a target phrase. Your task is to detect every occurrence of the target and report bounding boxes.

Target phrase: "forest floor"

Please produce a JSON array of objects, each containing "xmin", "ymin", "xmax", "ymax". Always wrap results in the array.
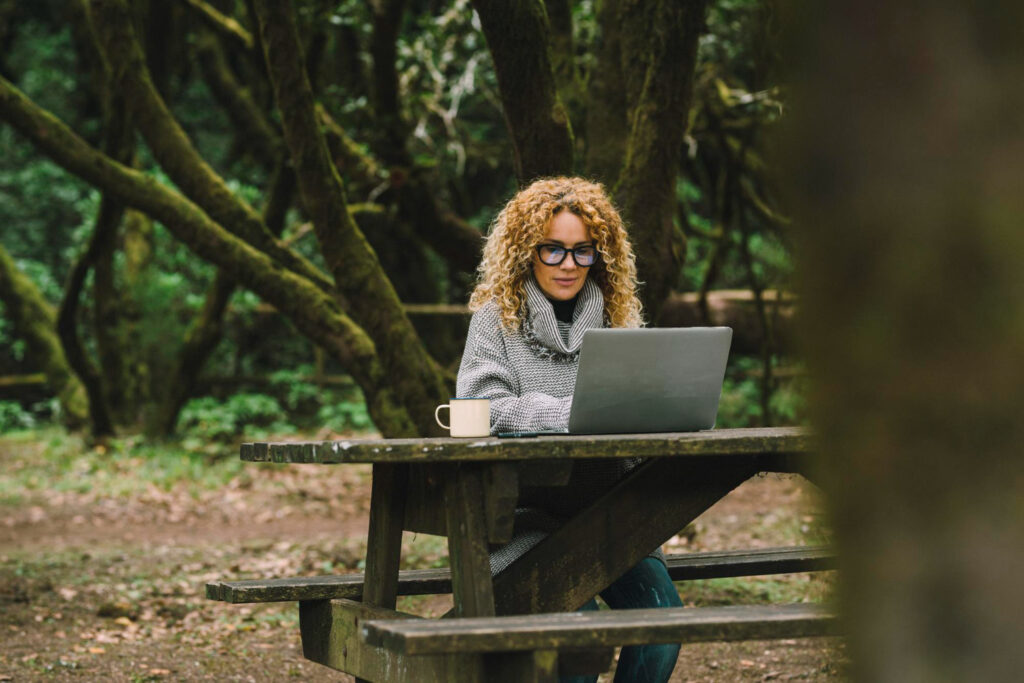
[{"xmin": 0, "ymin": 429, "xmax": 846, "ymax": 682}]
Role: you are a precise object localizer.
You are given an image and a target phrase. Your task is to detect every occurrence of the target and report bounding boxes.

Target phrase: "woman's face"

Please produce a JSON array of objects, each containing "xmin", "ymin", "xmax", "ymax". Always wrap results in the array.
[{"xmin": 531, "ymin": 210, "xmax": 593, "ymax": 301}]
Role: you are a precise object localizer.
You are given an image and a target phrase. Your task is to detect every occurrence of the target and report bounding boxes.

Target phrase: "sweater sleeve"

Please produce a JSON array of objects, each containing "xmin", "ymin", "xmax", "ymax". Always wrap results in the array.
[{"xmin": 457, "ymin": 306, "xmax": 572, "ymax": 434}]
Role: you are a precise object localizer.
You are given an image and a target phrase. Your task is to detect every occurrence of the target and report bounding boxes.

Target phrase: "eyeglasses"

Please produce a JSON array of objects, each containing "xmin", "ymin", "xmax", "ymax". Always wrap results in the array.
[{"xmin": 535, "ymin": 244, "xmax": 598, "ymax": 267}]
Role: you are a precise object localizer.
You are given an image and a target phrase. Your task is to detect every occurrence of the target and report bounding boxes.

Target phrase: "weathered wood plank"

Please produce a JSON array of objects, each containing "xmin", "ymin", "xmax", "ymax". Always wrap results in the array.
[
  {"xmin": 300, "ymin": 598, "xmax": 482, "ymax": 682},
  {"xmin": 483, "ymin": 463, "xmax": 518, "ymax": 543},
  {"xmin": 493, "ymin": 458, "xmax": 758, "ymax": 615},
  {"xmin": 363, "ymin": 603, "xmax": 839, "ymax": 655},
  {"xmin": 206, "ymin": 546, "xmax": 836, "ymax": 603},
  {"xmin": 403, "ymin": 464, "xmax": 448, "ymax": 536},
  {"xmin": 240, "ymin": 426, "xmax": 809, "ymax": 464},
  {"xmin": 445, "ymin": 464, "xmax": 496, "ymax": 617},
  {"xmin": 363, "ymin": 464, "xmax": 408, "ymax": 609},
  {"xmin": 666, "ymin": 545, "xmax": 837, "ymax": 580}
]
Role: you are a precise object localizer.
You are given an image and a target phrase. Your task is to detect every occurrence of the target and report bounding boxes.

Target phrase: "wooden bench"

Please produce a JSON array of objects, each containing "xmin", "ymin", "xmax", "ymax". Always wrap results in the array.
[
  {"xmin": 207, "ymin": 545, "xmax": 836, "ymax": 604},
  {"xmin": 358, "ymin": 603, "xmax": 839, "ymax": 682}
]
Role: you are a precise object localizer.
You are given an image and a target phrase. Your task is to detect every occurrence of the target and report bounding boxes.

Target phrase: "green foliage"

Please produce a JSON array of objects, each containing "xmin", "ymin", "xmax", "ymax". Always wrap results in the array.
[
  {"xmin": 178, "ymin": 393, "xmax": 294, "ymax": 441},
  {"xmin": 716, "ymin": 356, "xmax": 808, "ymax": 428},
  {"xmin": 0, "ymin": 401, "xmax": 35, "ymax": 432},
  {"xmin": 316, "ymin": 399, "xmax": 373, "ymax": 433}
]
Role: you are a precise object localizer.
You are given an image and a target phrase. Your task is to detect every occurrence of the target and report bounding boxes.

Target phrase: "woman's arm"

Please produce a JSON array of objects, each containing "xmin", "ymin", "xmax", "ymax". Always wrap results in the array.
[{"xmin": 457, "ymin": 307, "xmax": 571, "ymax": 434}]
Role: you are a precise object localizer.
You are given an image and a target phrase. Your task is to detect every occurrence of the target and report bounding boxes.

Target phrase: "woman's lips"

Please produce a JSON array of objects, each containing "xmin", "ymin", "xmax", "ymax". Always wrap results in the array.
[{"xmin": 554, "ymin": 278, "xmax": 576, "ymax": 286}]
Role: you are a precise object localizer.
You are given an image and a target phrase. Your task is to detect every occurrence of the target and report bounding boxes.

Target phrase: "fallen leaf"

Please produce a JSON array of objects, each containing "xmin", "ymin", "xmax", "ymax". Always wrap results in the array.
[
  {"xmin": 88, "ymin": 647, "xmax": 106, "ymax": 654},
  {"xmin": 741, "ymin": 659, "xmax": 755, "ymax": 667}
]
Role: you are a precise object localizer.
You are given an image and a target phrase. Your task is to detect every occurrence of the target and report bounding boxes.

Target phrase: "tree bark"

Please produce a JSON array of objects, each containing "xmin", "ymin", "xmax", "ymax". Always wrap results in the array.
[
  {"xmin": 543, "ymin": 0, "xmax": 575, "ymax": 95},
  {"xmin": 614, "ymin": 0, "xmax": 707, "ymax": 322},
  {"xmin": 195, "ymin": 30, "xmax": 282, "ymax": 167},
  {"xmin": 368, "ymin": 0, "xmax": 410, "ymax": 165},
  {"xmin": 471, "ymin": 0, "xmax": 574, "ymax": 183},
  {"xmin": 0, "ymin": 245, "xmax": 89, "ymax": 428},
  {"xmin": 583, "ymin": 0, "xmax": 628, "ymax": 186},
  {"xmin": 253, "ymin": 0, "xmax": 451, "ymax": 436},
  {"xmin": 56, "ymin": 196, "xmax": 118, "ymax": 438},
  {"xmin": 786, "ymin": 0, "xmax": 1024, "ymax": 680}
]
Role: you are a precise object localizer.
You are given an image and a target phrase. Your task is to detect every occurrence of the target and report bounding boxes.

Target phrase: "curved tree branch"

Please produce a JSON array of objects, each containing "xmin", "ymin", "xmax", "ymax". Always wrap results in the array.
[
  {"xmin": 88, "ymin": 0, "xmax": 333, "ymax": 294},
  {"xmin": 0, "ymin": 74, "xmax": 416, "ymax": 433},
  {"xmin": 181, "ymin": 0, "xmax": 257, "ymax": 56},
  {"xmin": 0, "ymin": 244, "xmax": 89, "ymax": 428},
  {"xmin": 195, "ymin": 30, "xmax": 282, "ymax": 167},
  {"xmin": 253, "ymin": 0, "xmax": 450, "ymax": 436}
]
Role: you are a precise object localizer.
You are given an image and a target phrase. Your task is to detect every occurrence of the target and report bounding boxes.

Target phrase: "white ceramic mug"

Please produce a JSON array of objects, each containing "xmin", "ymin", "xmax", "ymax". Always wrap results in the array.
[{"xmin": 434, "ymin": 398, "xmax": 490, "ymax": 437}]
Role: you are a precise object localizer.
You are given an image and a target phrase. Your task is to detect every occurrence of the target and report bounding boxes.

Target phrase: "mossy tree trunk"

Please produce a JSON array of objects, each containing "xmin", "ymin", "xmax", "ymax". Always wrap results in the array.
[
  {"xmin": 583, "ymin": 0, "xmax": 628, "ymax": 187},
  {"xmin": 787, "ymin": 0, "xmax": 1024, "ymax": 679},
  {"xmin": 471, "ymin": 0, "xmax": 574, "ymax": 183},
  {"xmin": 253, "ymin": 0, "xmax": 451, "ymax": 437},
  {"xmin": 0, "ymin": 245, "xmax": 89, "ymax": 428},
  {"xmin": 612, "ymin": 0, "xmax": 708, "ymax": 322}
]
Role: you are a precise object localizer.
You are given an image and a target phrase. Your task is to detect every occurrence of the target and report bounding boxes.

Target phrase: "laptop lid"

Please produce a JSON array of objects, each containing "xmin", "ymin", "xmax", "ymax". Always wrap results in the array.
[{"xmin": 567, "ymin": 327, "xmax": 733, "ymax": 434}]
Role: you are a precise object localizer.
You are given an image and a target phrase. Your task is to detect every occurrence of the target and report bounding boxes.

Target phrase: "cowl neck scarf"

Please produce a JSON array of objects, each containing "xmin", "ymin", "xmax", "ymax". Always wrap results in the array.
[{"xmin": 522, "ymin": 275, "xmax": 605, "ymax": 362}]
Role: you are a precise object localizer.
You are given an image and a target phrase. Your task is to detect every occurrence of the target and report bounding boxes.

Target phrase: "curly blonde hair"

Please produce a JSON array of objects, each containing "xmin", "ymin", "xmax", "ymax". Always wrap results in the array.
[{"xmin": 469, "ymin": 177, "xmax": 644, "ymax": 329}]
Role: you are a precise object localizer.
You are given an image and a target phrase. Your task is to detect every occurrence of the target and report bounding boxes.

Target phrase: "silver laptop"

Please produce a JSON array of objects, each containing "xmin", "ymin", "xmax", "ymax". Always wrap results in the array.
[{"xmin": 566, "ymin": 327, "xmax": 732, "ymax": 434}]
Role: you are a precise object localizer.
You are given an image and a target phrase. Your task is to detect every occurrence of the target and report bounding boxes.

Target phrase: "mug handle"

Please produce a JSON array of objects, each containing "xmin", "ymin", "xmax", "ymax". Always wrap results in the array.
[{"xmin": 434, "ymin": 404, "xmax": 450, "ymax": 430}]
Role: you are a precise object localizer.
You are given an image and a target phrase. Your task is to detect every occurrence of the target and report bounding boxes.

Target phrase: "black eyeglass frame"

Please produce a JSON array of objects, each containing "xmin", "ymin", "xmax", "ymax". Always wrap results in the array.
[{"xmin": 534, "ymin": 243, "xmax": 599, "ymax": 267}]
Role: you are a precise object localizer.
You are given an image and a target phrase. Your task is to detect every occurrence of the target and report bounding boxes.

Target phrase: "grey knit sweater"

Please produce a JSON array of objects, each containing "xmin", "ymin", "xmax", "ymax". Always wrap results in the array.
[{"xmin": 457, "ymin": 275, "xmax": 654, "ymax": 576}]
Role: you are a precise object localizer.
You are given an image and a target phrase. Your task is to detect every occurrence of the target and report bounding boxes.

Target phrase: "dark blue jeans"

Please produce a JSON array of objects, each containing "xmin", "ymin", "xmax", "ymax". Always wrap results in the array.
[{"xmin": 561, "ymin": 557, "xmax": 683, "ymax": 683}]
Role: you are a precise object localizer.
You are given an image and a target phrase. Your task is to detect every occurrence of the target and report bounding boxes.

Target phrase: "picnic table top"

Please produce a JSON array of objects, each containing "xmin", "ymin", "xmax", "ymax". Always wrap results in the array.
[{"xmin": 241, "ymin": 425, "xmax": 809, "ymax": 464}]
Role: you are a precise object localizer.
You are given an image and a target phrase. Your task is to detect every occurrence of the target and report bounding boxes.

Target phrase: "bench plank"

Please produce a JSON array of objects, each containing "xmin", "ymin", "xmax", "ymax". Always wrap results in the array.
[
  {"xmin": 363, "ymin": 603, "xmax": 839, "ymax": 655},
  {"xmin": 240, "ymin": 426, "xmax": 809, "ymax": 465},
  {"xmin": 207, "ymin": 546, "xmax": 835, "ymax": 603}
]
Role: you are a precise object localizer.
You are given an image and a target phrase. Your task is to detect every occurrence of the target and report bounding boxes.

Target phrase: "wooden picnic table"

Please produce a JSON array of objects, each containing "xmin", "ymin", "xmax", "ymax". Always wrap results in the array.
[{"xmin": 225, "ymin": 426, "xmax": 828, "ymax": 681}]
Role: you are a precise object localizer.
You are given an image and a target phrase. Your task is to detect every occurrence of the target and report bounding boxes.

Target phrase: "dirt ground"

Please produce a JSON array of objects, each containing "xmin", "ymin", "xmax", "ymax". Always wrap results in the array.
[{"xmin": 0, "ymin": 435, "xmax": 846, "ymax": 682}]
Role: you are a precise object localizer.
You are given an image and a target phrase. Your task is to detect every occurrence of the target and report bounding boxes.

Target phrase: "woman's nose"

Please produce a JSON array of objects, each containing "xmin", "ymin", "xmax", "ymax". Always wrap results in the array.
[{"xmin": 560, "ymin": 256, "xmax": 577, "ymax": 271}]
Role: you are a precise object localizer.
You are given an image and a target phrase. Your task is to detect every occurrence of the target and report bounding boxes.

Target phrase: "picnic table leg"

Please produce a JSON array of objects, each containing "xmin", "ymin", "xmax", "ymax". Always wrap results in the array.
[
  {"xmin": 363, "ymin": 463, "xmax": 409, "ymax": 608},
  {"xmin": 444, "ymin": 463, "xmax": 497, "ymax": 617}
]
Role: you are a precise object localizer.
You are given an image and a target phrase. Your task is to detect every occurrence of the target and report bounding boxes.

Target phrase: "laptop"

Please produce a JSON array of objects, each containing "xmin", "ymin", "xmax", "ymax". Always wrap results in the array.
[
  {"xmin": 568, "ymin": 327, "xmax": 732, "ymax": 434},
  {"xmin": 501, "ymin": 327, "xmax": 732, "ymax": 436}
]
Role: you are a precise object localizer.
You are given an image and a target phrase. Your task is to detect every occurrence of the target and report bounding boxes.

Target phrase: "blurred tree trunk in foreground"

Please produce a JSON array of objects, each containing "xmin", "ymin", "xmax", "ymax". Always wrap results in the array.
[{"xmin": 786, "ymin": 1, "xmax": 1024, "ymax": 680}]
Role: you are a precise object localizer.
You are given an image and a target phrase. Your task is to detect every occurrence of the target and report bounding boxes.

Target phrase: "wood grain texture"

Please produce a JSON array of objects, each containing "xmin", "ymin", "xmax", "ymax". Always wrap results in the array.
[
  {"xmin": 363, "ymin": 464, "xmax": 408, "ymax": 609},
  {"xmin": 493, "ymin": 458, "xmax": 758, "ymax": 614},
  {"xmin": 239, "ymin": 426, "xmax": 809, "ymax": 464},
  {"xmin": 362, "ymin": 603, "xmax": 839, "ymax": 655},
  {"xmin": 206, "ymin": 546, "xmax": 836, "ymax": 603},
  {"xmin": 300, "ymin": 598, "xmax": 480, "ymax": 681},
  {"xmin": 445, "ymin": 464, "xmax": 496, "ymax": 617}
]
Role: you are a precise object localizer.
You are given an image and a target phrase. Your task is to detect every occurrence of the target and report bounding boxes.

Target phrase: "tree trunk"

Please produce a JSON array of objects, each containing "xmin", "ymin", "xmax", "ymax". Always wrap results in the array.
[
  {"xmin": 786, "ymin": 1, "xmax": 1024, "ymax": 680},
  {"xmin": 152, "ymin": 163, "xmax": 296, "ymax": 437},
  {"xmin": 89, "ymin": 0, "xmax": 334, "ymax": 295},
  {"xmin": 369, "ymin": 0, "xmax": 410, "ymax": 166},
  {"xmin": 613, "ymin": 0, "xmax": 708, "ymax": 322},
  {"xmin": 253, "ymin": 0, "xmax": 452, "ymax": 437},
  {"xmin": 583, "ymin": 0, "xmax": 628, "ymax": 186},
  {"xmin": 0, "ymin": 244, "xmax": 89, "ymax": 428},
  {"xmin": 471, "ymin": 0, "xmax": 574, "ymax": 183}
]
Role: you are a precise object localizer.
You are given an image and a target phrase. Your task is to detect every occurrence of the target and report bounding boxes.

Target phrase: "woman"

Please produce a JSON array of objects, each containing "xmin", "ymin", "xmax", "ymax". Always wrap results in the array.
[{"xmin": 457, "ymin": 177, "xmax": 682, "ymax": 683}]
